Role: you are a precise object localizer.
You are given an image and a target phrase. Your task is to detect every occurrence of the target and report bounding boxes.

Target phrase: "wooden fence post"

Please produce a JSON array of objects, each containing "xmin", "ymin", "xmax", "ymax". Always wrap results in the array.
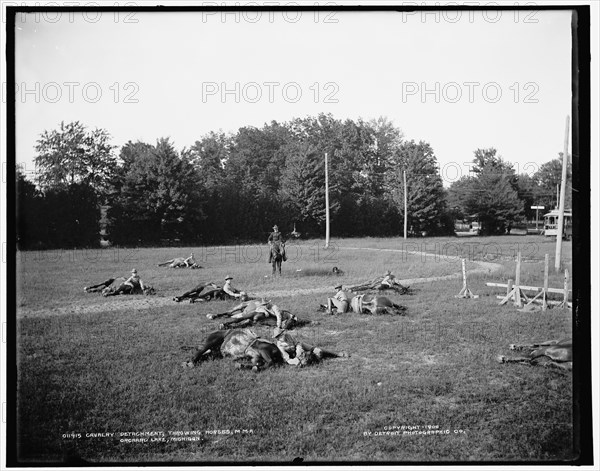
[
  {"xmin": 542, "ymin": 254, "xmax": 549, "ymax": 311},
  {"xmin": 455, "ymin": 258, "xmax": 479, "ymax": 299},
  {"xmin": 514, "ymin": 251, "xmax": 523, "ymax": 307},
  {"xmin": 560, "ymin": 269, "xmax": 570, "ymax": 308}
]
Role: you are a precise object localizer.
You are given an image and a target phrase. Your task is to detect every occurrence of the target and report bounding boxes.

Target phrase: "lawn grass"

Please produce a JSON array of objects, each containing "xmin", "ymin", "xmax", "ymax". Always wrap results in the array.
[{"xmin": 14, "ymin": 236, "xmax": 576, "ymax": 463}]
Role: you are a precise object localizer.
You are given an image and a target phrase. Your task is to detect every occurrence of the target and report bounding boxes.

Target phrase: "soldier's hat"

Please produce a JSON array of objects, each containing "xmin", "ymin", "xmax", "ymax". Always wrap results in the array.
[
  {"xmin": 225, "ymin": 275, "xmax": 233, "ymax": 280},
  {"xmin": 273, "ymin": 225, "xmax": 279, "ymax": 230},
  {"xmin": 334, "ymin": 284, "xmax": 343, "ymax": 290}
]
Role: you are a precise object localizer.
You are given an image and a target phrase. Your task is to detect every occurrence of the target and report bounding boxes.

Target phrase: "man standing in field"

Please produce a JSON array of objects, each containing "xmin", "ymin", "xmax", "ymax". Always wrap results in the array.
[
  {"xmin": 267, "ymin": 225, "xmax": 286, "ymax": 263},
  {"xmin": 326, "ymin": 284, "xmax": 351, "ymax": 314}
]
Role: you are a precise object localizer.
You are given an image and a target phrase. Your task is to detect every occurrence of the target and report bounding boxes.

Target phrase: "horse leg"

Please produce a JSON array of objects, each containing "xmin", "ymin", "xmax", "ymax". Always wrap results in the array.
[
  {"xmin": 186, "ymin": 331, "xmax": 229, "ymax": 366},
  {"xmin": 544, "ymin": 361, "xmax": 572, "ymax": 371},
  {"xmin": 219, "ymin": 311, "xmax": 256, "ymax": 329},
  {"xmin": 272, "ymin": 259, "xmax": 276, "ymax": 276},
  {"xmin": 496, "ymin": 354, "xmax": 535, "ymax": 365},
  {"xmin": 207, "ymin": 311, "xmax": 233, "ymax": 320},
  {"xmin": 391, "ymin": 303, "xmax": 406, "ymax": 315},
  {"xmin": 255, "ymin": 342, "xmax": 281, "ymax": 370},
  {"xmin": 277, "ymin": 258, "xmax": 282, "ymax": 276},
  {"xmin": 299, "ymin": 343, "xmax": 346, "ymax": 359}
]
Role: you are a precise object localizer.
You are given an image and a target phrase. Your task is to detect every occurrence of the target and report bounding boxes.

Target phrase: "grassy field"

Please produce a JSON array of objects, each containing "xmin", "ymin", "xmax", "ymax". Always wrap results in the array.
[{"xmin": 15, "ymin": 235, "xmax": 575, "ymax": 463}]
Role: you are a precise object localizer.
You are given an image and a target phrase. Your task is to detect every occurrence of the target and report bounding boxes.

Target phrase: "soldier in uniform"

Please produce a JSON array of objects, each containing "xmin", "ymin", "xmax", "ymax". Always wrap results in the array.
[
  {"xmin": 267, "ymin": 224, "xmax": 286, "ymax": 263},
  {"xmin": 326, "ymin": 284, "xmax": 352, "ymax": 314},
  {"xmin": 103, "ymin": 268, "xmax": 147, "ymax": 296},
  {"xmin": 273, "ymin": 327, "xmax": 347, "ymax": 366}
]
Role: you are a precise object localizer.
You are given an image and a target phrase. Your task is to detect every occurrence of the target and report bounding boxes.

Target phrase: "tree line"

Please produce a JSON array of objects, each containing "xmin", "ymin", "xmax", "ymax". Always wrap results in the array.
[{"xmin": 16, "ymin": 116, "xmax": 570, "ymax": 249}]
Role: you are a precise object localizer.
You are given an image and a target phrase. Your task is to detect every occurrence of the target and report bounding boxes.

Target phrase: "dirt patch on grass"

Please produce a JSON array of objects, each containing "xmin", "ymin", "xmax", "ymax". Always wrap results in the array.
[
  {"xmin": 18, "ymin": 295, "xmax": 175, "ymax": 318},
  {"xmin": 18, "ymin": 245, "xmax": 503, "ymax": 319}
]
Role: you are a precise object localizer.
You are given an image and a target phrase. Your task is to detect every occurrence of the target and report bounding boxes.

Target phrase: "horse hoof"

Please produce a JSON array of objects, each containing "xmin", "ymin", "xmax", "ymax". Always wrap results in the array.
[
  {"xmin": 206, "ymin": 314, "xmax": 215, "ymax": 320},
  {"xmin": 496, "ymin": 355, "xmax": 506, "ymax": 364},
  {"xmin": 182, "ymin": 361, "xmax": 194, "ymax": 368},
  {"xmin": 252, "ymin": 366, "xmax": 259, "ymax": 373}
]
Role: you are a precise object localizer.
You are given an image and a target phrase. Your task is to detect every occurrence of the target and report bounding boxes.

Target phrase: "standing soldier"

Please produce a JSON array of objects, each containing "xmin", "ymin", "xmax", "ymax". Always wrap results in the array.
[{"xmin": 267, "ymin": 224, "xmax": 287, "ymax": 263}]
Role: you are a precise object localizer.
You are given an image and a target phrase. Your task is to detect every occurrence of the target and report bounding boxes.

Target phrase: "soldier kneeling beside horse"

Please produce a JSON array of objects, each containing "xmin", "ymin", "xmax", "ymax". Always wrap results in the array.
[{"xmin": 321, "ymin": 284, "xmax": 406, "ymax": 316}]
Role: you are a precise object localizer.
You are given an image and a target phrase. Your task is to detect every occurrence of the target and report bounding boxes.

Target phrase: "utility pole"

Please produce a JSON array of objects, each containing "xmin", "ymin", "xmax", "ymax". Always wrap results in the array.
[
  {"xmin": 531, "ymin": 205, "xmax": 544, "ymax": 232},
  {"xmin": 555, "ymin": 116, "xmax": 570, "ymax": 272},
  {"xmin": 403, "ymin": 170, "xmax": 408, "ymax": 239},
  {"xmin": 325, "ymin": 152, "xmax": 330, "ymax": 248}
]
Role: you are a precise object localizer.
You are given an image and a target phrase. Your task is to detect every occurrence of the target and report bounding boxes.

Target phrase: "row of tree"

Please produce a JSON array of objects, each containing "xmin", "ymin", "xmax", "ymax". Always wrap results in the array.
[{"xmin": 16, "ymin": 116, "xmax": 570, "ymax": 248}]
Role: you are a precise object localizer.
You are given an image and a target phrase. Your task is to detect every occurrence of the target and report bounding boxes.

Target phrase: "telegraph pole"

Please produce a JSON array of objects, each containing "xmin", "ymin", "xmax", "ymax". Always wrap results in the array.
[
  {"xmin": 325, "ymin": 152, "xmax": 330, "ymax": 248},
  {"xmin": 554, "ymin": 116, "xmax": 570, "ymax": 272},
  {"xmin": 403, "ymin": 170, "xmax": 408, "ymax": 239},
  {"xmin": 531, "ymin": 205, "xmax": 544, "ymax": 232}
]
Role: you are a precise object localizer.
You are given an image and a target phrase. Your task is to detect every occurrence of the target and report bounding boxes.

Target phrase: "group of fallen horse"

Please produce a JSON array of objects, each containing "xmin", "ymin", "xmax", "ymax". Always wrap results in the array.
[
  {"xmin": 181, "ymin": 272, "xmax": 416, "ymax": 372},
  {"xmin": 83, "ymin": 254, "xmax": 573, "ymax": 372}
]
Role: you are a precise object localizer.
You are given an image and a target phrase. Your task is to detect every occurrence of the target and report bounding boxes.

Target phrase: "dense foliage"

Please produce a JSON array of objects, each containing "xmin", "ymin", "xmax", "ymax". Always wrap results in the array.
[{"xmin": 17, "ymin": 117, "xmax": 571, "ymax": 248}]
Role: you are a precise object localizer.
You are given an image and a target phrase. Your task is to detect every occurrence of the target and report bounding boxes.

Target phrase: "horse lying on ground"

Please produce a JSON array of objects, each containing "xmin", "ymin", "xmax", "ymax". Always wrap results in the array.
[
  {"xmin": 348, "ymin": 271, "xmax": 411, "ymax": 295},
  {"xmin": 84, "ymin": 277, "xmax": 124, "ymax": 293},
  {"xmin": 182, "ymin": 328, "xmax": 345, "ymax": 371},
  {"xmin": 158, "ymin": 253, "xmax": 201, "ymax": 269},
  {"xmin": 320, "ymin": 294, "xmax": 406, "ymax": 316},
  {"xmin": 102, "ymin": 284, "xmax": 156, "ymax": 296},
  {"xmin": 207, "ymin": 301, "xmax": 304, "ymax": 330},
  {"xmin": 191, "ymin": 288, "xmax": 250, "ymax": 303},
  {"xmin": 496, "ymin": 339, "xmax": 572, "ymax": 370},
  {"xmin": 173, "ymin": 283, "xmax": 251, "ymax": 303}
]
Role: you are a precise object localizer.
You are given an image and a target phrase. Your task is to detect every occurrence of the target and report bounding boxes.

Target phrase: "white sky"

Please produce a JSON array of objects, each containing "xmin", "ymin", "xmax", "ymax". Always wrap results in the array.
[{"xmin": 13, "ymin": 8, "xmax": 573, "ymax": 184}]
